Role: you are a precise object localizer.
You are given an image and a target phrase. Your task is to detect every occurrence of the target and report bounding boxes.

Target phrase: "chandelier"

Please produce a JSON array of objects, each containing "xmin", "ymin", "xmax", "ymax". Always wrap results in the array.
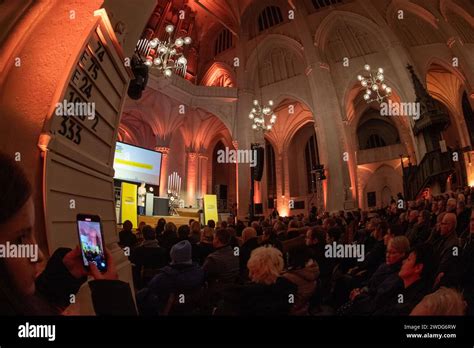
[
  {"xmin": 249, "ymin": 99, "xmax": 277, "ymax": 132},
  {"xmin": 141, "ymin": 24, "xmax": 191, "ymax": 78},
  {"xmin": 357, "ymin": 64, "xmax": 392, "ymax": 104}
]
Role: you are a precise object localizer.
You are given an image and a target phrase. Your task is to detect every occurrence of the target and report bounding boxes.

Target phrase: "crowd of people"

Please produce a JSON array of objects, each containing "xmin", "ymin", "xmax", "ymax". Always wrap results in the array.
[
  {"xmin": 1, "ymin": 150, "xmax": 472, "ymax": 316},
  {"xmin": 119, "ymin": 188, "xmax": 474, "ymax": 316}
]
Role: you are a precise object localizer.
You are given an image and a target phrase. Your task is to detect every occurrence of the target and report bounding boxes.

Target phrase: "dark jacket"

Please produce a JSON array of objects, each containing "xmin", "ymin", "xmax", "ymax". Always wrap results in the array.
[
  {"xmin": 137, "ymin": 263, "xmax": 205, "ymax": 315},
  {"xmin": 408, "ymin": 222, "xmax": 431, "ymax": 247},
  {"xmin": 431, "ymin": 231, "xmax": 460, "ymax": 286},
  {"xmin": 203, "ymin": 245, "xmax": 239, "ymax": 284},
  {"xmin": 350, "ymin": 262, "xmax": 403, "ymax": 315},
  {"xmin": 216, "ymin": 277, "xmax": 297, "ymax": 315},
  {"xmin": 461, "ymin": 234, "xmax": 474, "ymax": 315},
  {"xmin": 239, "ymin": 237, "xmax": 259, "ymax": 273},
  {"xmin": 118, "ymin": 230, "xmax": 138, "ymax": 250},
  {"xmin": 130, "ymin": 240, "xmax": 168, "ymax": 289},
  {"xmin": 282, "ymin": 262, "xmax": 319, "ymax": 315},
  {"xmin": 373, "ymin": 278, "xmax": 430, "ymax": 316},
  {"xmin": 0, "ymin": 248, "xmax": 136, "ymax": 315},
  {"xmin": 195, "ymin": 242, "xmax": 214, "ymax": 264}
]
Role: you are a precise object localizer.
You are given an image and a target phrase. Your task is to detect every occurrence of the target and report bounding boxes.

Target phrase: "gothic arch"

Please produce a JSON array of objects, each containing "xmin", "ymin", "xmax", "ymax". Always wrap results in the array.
[
  {"xmin": 314, "ymin": 10, "xmax": 391, "ymax": 58},
  {"xmin": 200, "ymin": 61, "xmax": 236, "ymax": 87},
  {"xmin": 245, "ymin": 34, "xmax": 305, "ymax": 87}
]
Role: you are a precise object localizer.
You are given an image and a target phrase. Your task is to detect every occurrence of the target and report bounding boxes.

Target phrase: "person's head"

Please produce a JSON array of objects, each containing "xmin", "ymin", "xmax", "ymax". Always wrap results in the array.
[
  {"xmin": 221, "ymin": 221, "xmax": 228, "ymax": 229},
  {"xmin": 305, "ymin": 227, "xmax": 324, "ymax": 246},
  {"xmin": 123, "ymin": 220, "xmax": 132, "ymax": 232},
  {"xmin": 456, "ymin": 200, "xmax": 466, "ymax": 215},
  {"xmin": 188, "ymin": 219, "xmax": 195, "ymax": 226},
  {"xmin": 247, "ymin": 246, "xmax": 284, "ymax": 285},
  {"xmin": 177, "ymin": 224, "xmax": 190, "ymax": 240},
  {"xmin": 190, "ymin": 221, "xmax": 201, "ymax": 236},
  {"xmin": 138, "ymin": 221, "xmax": 146, "ymax": 232},
  {"xmin": 156, "ymin": 218, "xmax": 166, "ymax": 234},
  {"xmin": 287, "ymin": 246, "xmax": 312, "ymax": 270},
  {"xmin": 207, "ymin": 220, "xmax": 215, "ymax": 229},
  {"xmin": 446, "ymin": 198, "xmax": 457, "ymax": 213},
  {"xmin": 431, "ymin": 201, "xmax": 438, "ymax": 212},
  {"xmin": 170, "ymin": 240, "xmax": 192, "ymax": 265},
  {"xmin": 288, "ymin": 220, "xmax": 298, "ymax": 229},
  {"xmin": 322, "ymin": 218, "xmax": 336, "ymax": 231},
  {"xmin": 386, "ymin": 236, "xmax": 410, "ymax": 265},
  {"xmin": 164, "ymin": 222, "xmax": 177, "ymax": 234},
  {"xmin": 384, "ymin": 224, "xmax": 404, "ymax": 245},
  {"xmin": 0, "ymin": 152, "xmax": 45, "ymax": 298},
  {"xmin": 399, "ymin": 244, "xmax": 435, "ymax": 285},
  {"xmin": 262, "ymin": 227, "xmax": 276, "ymax": 241},
  {"xmin": 440, "ymin": 213, "xmax": 456, "ymax": 237},
  {"xmin": 326, "ymin": 227, "xmax": 342, "ymax": 244},
  {"xmin": 142, "ymin": 225, "xmax": 156, "ymax": 241},
  {"xmin": 418, "ymin": 210, "xmax": 430, "ymax": 225},
  {"xmin": 408, "ymin": 210, "xmax": 419, "ymax": 224},
  {"xmin": 437, "ymin": 199, "xmax": 446, "ymax": 212},
  {"xmin": 273, "ymin": 221, "xmax": 286, "ymax": 234},
  {"xmin": 374, "ymin": 221, "xmax": 389, "ymax": 240},
  {"xmin": 227, "ymin": 216, "xmax": 234, "ymax": 225},
  {"xmin": 410, "ymin": 287, "xmax": 466, "ymax": 316},
  {"xmin": 213, "ymin": 228, "xmax": 231, "ymax": 248},
  {"xmin": 201, "ymin": 226, "xmax": 214, "ymax": 243},
  {"xmin": 242, "ymin": 227, "xmax": 257, "ymax": 243}
]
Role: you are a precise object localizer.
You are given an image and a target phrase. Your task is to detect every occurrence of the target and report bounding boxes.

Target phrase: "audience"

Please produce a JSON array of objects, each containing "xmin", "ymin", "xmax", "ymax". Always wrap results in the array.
[
  {"xmin": 119, "ymin": 220, "xmax": 138, "ymax": 250},
  {"xmin": 203, "ymin": 228, "xmax": 239, "ymax": 286},
  {"xmin": 137, "ymin": 240, "xmax": 205, "ymax": 315},
  {"xmin": 130, "ymin": 225, "xmax": 167, "ymax": 289},
  {"xmin": 239, "ymin": 227, "xmax": 259, "ymax": 278},
  {"xmin": 217, "ymin": 246, "xmax": 296, "ymax": 315}
]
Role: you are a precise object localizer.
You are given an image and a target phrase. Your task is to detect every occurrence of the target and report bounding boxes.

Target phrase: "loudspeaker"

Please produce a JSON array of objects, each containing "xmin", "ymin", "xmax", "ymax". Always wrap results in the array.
[
  {"xmin": 215, "ymin": 184, "xmax": 227, "ymax": 200},
  {"xmin": 255, "ymin": 203, "xmax": 263, "ymax": 215},
  {"xmin": 153, "ymin": 197, "xmax": 169, "ymax": 216},
  {"xmin": 253, "ymin": 146, "xmax": 264, "ymax": 181}
]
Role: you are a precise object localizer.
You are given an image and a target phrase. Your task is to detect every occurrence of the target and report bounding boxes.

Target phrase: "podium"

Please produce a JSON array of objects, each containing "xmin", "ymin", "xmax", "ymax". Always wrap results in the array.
[{"xmin": 153, "ymin": 197, "xmax": 170, "ymax": 216}]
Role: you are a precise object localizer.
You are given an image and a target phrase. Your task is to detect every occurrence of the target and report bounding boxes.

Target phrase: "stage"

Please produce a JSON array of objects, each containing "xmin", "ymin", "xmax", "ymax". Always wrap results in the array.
[{"xmin": 138, "ymin": 208, "xmax": 200, "ymax": 228}]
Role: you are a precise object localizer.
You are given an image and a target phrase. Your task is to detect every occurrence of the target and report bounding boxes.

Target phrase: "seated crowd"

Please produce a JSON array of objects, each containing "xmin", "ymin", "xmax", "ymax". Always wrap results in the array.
[{"xmin": 118, "ymin": 188, "xmax": 474, "ymax": 316}]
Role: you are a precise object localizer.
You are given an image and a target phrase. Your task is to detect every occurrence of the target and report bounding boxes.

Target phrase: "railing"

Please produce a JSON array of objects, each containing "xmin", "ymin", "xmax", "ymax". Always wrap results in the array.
[
  {"xmin": 404, "ymin": 150, "xmax": 454, "ymax": 199},
  {"xmin": 357, "ymin": 143, "xmax": 406, "ymax": 165}
]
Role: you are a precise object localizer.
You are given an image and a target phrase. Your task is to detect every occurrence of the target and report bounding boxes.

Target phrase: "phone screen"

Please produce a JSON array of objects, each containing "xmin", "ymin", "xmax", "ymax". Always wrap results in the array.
[{"xmin": 77, "ymin": 215, "xmax": 107, "ymax": 272}]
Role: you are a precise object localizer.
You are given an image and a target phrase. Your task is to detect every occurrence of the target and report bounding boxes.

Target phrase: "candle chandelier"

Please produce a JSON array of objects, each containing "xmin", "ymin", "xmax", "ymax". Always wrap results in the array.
[
  {"xmin": 357, "ymin": 64, "xmax": 392, "ymax": 104},
  {"xmin": 249, "ymin": 99, "xmax": 277, "ymax": 132},
  {"xmin": 139, "ymin": 24, "xmax": 191, "ymax": 78}
]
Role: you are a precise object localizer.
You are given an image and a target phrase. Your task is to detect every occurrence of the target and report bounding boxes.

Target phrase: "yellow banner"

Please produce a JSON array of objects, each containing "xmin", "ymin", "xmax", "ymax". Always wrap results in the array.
[
  {"xmin": 203, "ymin": 194, "xmax": 219, "ymax": 225},
  {"xmin": 121, "ymin": 182, "xmax": 137, "ymax": 227}
]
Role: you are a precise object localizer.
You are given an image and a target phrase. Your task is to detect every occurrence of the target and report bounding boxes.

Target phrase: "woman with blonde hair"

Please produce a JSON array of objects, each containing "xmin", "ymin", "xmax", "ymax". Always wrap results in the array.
[
  {"xmin": 215, "ymin": 246, "xmax": 296, "ymax": 315},
  {"xmin": 411, "ymin": 287, "xmax": 466, "ymax": 316}
]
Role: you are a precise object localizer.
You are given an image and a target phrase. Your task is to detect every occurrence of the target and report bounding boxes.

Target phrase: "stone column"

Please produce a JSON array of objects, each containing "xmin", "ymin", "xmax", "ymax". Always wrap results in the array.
[
  {"xmin": 199, "ymin": 154, "xmax": 208, "ymax": 197},
  {"xmin": 155, "ymin": 146, "xmax": 169, "ymax": 196},
  {"xmin": 186, "ymin": 152, "xmax": 198, "ymax": 206}
]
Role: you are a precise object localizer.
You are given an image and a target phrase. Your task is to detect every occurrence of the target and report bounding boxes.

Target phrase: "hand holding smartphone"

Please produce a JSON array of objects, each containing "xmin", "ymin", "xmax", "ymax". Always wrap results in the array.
[{"xmin": 76, "ymin": 214, "xmax": 107, "ymax": 272}]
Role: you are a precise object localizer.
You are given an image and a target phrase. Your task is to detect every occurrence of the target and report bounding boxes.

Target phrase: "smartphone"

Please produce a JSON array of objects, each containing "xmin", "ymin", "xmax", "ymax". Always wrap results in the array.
[{"xmin": 76, "ymin": 214, "xmax": 107, "ymax": 272}]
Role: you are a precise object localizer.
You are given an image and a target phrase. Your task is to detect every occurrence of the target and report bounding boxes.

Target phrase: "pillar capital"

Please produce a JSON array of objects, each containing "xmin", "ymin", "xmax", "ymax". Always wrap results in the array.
[{"xmin": 155, "ymin": 146, "xmax": 170, "ymax": 155}]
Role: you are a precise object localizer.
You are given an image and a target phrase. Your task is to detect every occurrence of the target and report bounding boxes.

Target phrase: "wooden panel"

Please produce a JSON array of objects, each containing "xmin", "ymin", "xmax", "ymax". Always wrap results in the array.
[{"xmin": 42, "ymin": 12, "xmax": 131, "ymax": 251}]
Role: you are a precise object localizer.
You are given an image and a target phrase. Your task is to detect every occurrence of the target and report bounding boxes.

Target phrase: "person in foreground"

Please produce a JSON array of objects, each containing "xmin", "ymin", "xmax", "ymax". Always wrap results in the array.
[{"xmin": 0, "ymin": 152, "xmax": 136, "ymax": 315}]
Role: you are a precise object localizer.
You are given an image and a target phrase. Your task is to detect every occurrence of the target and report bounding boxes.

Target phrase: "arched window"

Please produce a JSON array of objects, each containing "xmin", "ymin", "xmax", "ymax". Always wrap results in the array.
[
  {"xmin": 357, "ymin": 109, "xmax": 400, "ymax": 150},
  {"xmin": 214, "ymin": 28, "xmax": 233, "ymax": 56},
  {"xmin": 305, "ymin": 134, "xmax": 320, "ymax": 193},
  {"xmin": 366, "ymin": 134, "xmax": 387, "ymax": 149},
  {"xmin": 258, "ymin": 6, "xmax": 283, "ymax": 32},
  {"xmin": 311, "ymin": 0, "xmax": 343, "ymax": 11}
]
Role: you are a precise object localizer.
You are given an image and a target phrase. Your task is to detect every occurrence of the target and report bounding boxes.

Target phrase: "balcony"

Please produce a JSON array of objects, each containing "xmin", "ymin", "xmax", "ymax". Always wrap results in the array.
[{"xmin": 356, "ymin": 143, "xmax": 406, "ymax": 165}]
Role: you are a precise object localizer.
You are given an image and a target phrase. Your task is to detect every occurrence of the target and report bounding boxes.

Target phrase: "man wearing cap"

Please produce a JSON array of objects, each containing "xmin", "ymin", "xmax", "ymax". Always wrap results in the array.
[{"xmin": 136, "ymin": 240, "xmax": 205, "ymax": 315}]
